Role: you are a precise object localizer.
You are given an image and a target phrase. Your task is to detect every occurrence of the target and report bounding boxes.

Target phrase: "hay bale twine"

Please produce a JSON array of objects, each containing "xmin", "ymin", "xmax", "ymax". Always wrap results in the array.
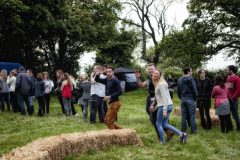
[{"xmin": 2, "ymin": 129, "xmax": 143, "ymax": 160}]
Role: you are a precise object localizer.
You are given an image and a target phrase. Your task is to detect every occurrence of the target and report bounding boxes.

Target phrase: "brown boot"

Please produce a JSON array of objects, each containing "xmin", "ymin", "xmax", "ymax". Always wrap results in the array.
[{"xmin": 166, "ymin": 130, "xmax": 175, "ymax": 141}]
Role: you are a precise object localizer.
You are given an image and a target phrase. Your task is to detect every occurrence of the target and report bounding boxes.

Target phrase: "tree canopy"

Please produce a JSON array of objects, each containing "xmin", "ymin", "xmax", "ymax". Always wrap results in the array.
[
  {"xmin": 184, "ymin": 0, "xmax": 240, "ymax": 61},
  {"xmin": 0, "ymin": 0, "xmax": 121, "ymax": 76}
]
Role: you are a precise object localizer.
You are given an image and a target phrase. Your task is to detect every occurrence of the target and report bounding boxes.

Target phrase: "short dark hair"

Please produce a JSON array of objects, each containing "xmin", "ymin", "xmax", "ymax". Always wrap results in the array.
[
  {"xmin": 228, "ymin": 65, "xmax": 237, "ymax": 74},
  {"xmin": 183, "ymin": 67, "xmax": 191, "ymax": 75},
  {"xmin": 107, "ymin": 65, "xmax": 114, "ymax": 71},
  {"xmin": 37, "ymin": 73, "xmax": 43, "ymax": 81}
]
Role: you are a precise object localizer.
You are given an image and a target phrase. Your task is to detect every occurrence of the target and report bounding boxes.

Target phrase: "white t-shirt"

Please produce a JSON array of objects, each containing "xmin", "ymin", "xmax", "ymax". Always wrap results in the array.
[{"xmin": 43, "ymin": 79, "xmax": 54, "ymax": 94}]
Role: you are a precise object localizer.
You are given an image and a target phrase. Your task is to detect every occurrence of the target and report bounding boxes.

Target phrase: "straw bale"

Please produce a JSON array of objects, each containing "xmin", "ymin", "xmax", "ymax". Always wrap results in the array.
[
  {"xmin": 173, "ymin": 107, "xmax": 200, "ymax": 118},
  {"xmin": 173, "ymin": 106, "xmax": 220, "ymax": 126},
  {"xmin": 2, "ymin": 129, "xmax": 143, "ymax": 160}
]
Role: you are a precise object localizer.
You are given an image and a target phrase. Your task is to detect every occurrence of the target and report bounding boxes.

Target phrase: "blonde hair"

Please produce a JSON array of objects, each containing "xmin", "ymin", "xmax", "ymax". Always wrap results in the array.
[
  {"xmin": 1, "ymin": 69, "xmax": 8, "ymax": 80},
  {"xmin": 153, "ymin": 69, "xmax": 168, "ymax": 87},
  {"xmin": 69, "ymin": 75, "xmax": 76, "ymax": 87}
]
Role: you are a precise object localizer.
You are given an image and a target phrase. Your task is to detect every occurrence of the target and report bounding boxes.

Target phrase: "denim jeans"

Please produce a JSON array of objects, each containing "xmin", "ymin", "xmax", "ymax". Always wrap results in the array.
[
  {"xmin": 90, "ymin": 95, "xmax": 104, "ymax": 123},
  {"xmin": 156, "ymin": 105, "xmax": 182, "ymax": 142},
  {"xmin": 181, "ymin": 99, "xmax": 197, "ymax": 133},
  {"xmin": 82, "ymin": 99, "xmax": 90, "ymax": 120},
  {"xmin": 229, "ymin": 99, "xmax": 240, "ymax": 129},
  {"xmin": 63, "ymin": 98, "xmax": 72, "ymax": 116},
  {"xmin": 17, "ymin": 94, "xmax": 31, "ymax": 115}
]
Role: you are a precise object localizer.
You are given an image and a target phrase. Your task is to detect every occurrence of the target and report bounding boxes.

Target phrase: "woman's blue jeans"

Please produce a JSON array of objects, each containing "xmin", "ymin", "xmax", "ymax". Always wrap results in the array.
[{"xmin": 156, "ymin": 104, "xmax": 182, "ymax": 142}]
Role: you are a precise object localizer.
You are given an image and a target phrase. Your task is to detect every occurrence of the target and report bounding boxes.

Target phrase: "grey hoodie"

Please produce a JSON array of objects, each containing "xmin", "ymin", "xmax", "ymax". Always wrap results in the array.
[{"xmin": 177, "ymin": 75, "xmax": 198, "ymax": 101}]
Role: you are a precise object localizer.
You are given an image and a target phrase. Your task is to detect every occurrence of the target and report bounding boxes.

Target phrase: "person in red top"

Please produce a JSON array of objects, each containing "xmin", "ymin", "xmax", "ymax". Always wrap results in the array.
[
  {"xmin": 226, "ymin": 65, "xmax": 240, "ymax": 131},
  {"xmin": 212, "ymin": 75, "xmax": 231, "ymax": 133},
  {"xmin": 61, "ymin": 73, "xmax": 73, "ymax": 116}
]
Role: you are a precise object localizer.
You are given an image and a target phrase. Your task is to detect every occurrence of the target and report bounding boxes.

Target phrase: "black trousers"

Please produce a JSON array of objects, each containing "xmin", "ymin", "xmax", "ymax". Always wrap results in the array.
[
  {"xmin": 57, "ymin": 92, "xmax": 65, "ymax": 114},
  {"xmin": 10, "ymin": 92, "xmax": 18, "ymax": 112},
  {"xmin": 37, "ymin": 96, "xmax": 45, "ymax": 116},
  {"xmin": 71, "ymin": 100, "xmax": 77, "ymax": 115},
  {"xmin": 199, "ymin": 106, "xmax": 212, "ymax": 129},
  {"xmin": 218, "ymin": 114, "xmax": 231, "ymax": 133},
  {"xmin": 44, "ymin": 93, "xmax": 51, "ymax": 114}
]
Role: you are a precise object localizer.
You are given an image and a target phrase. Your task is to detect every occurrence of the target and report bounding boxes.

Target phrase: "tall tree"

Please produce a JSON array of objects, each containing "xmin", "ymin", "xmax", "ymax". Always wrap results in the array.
[
  {"xmin": 95, "ymin": 28, "xmax": 140, "ymax": 67},
  {"xmin": 157, "ymin": 29, "xmax": 207, "ymax": 69},
  {"xmin": 184, "ymin": 0, "xmax": 240, "ymax": 62},
  {"xmin": 0, "ymin": 0, "xmax": 121, "ymax": 76},
  {"xmin": 119, "ymin": 0, "xmax": 178, "ymax": 64}
]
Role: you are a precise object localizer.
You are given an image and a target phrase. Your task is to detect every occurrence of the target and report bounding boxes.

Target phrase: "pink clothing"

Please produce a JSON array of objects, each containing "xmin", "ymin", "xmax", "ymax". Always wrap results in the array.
[
  {"xmin": 211, "ymin": 85, "xmax": 228, "ymax": 108},
  {"xmin": 226, "ymin": 75, "xmax": 240, "ymax": 100}
]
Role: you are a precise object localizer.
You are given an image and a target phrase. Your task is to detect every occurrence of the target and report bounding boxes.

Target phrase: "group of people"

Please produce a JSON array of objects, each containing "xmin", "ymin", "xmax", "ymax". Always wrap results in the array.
[
  {"xmin": 136, "ymin": 63, "xmax": 240, "ymax": 145},
  {"xmin": 0, "ymin": 67, "xmax": 53, "ymax": 116},
  {"xmin": 1, "ymin": 63, "xmax": 240, "ymax": 145},
  {"xmin": 0, "ymin": 65, "xmax": 123, "ymax": 130}
]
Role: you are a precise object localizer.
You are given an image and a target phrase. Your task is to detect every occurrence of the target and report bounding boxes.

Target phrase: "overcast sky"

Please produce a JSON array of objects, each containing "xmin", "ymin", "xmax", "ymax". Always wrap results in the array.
[{"xmin": 79, "ymin": 0, "xmax": 236, "ymax": 72}]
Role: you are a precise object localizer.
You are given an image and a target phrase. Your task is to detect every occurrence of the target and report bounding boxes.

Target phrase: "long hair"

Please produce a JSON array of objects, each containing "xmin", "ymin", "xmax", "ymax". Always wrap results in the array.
[
  {"xmin": 64, "ymin": 73, "xmax": 71, "ymax": 85},
  {"xmin": 214, "ymin": 74, "xmax": 225, "ymax": 89},
  {"xmin": 152, "ymin": 69, "xmax": 168, "ymax": 87},
  {"xmin": 1, "ymin": 69, "xmax": 8, "ymax": 80}
]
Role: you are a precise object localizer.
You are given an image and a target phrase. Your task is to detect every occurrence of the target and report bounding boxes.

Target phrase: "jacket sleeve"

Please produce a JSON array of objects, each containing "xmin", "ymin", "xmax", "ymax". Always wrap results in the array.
[
  {"xmin": 94, "ymin": 74, "xmax": 107, "ymax": 84},
  {"xmin": 110, "ymin": 78, "xmax": 122, "ymax": 99},
  {"xmin": 191, "ymin": 78, "xmax": 198, "ymax": 100},
  {"xmin": 15, "ymin": 75, "xmax": 22, "ymax": 90},
  {"xmin": 233, "ymin": 78, "xmax": 240, "ymax": 99},
  {"xmin": 177, "ymin": 80, "xmax": 181, "ymax": 99}
]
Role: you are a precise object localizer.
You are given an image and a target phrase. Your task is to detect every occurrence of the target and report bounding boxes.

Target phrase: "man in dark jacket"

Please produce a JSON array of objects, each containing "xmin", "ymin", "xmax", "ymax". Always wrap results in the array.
[
  {"xmin": 16, "ymin": 67, "xmax": 33, "ymax": 115},
  {"xmin": 196, "ymin": 69, "xmax": 212, "ymax": 130},
  {"xmin": 95, "ymin": 66, "xmax": 123, "ymax": 129},
  {"xmin": 178, "ymin": 67, "xmax": 198, "ymax": 133}
]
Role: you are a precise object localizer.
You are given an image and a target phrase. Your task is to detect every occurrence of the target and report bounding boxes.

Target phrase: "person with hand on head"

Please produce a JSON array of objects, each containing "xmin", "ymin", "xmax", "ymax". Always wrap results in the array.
[{"xmin": 89, "ymin": 65, "xmax": 106, "ymax": 123}]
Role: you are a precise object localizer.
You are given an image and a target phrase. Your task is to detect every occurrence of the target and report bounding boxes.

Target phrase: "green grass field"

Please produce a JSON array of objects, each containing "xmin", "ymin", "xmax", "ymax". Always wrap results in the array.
[{"xmin": 0, "ymin": 89, "xmax": 240, "ymax": 160}]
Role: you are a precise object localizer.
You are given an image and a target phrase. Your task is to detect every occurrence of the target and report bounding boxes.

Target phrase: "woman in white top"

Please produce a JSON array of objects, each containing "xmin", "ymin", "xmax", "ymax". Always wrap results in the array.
[
  {"xmin": 151, "ymin": 69, "xmax": 187, "ymax": 144},
  {"xmin": 7, "ymin": 69, "xmax": 18, "ymax": 112},
  {"xmin": 43, "ymin": 72, "xmax": 54, "ymax": 114}
]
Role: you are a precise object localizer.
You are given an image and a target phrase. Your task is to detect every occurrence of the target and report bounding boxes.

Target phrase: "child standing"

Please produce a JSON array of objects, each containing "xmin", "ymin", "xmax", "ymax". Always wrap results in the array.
[
  {"xmin": 211, "ymin": 74, "xmax": 231, "ymax": 133},
  {"xmin": 35, "ymin": 73, "xmax": 45, "ymax": 117}
]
